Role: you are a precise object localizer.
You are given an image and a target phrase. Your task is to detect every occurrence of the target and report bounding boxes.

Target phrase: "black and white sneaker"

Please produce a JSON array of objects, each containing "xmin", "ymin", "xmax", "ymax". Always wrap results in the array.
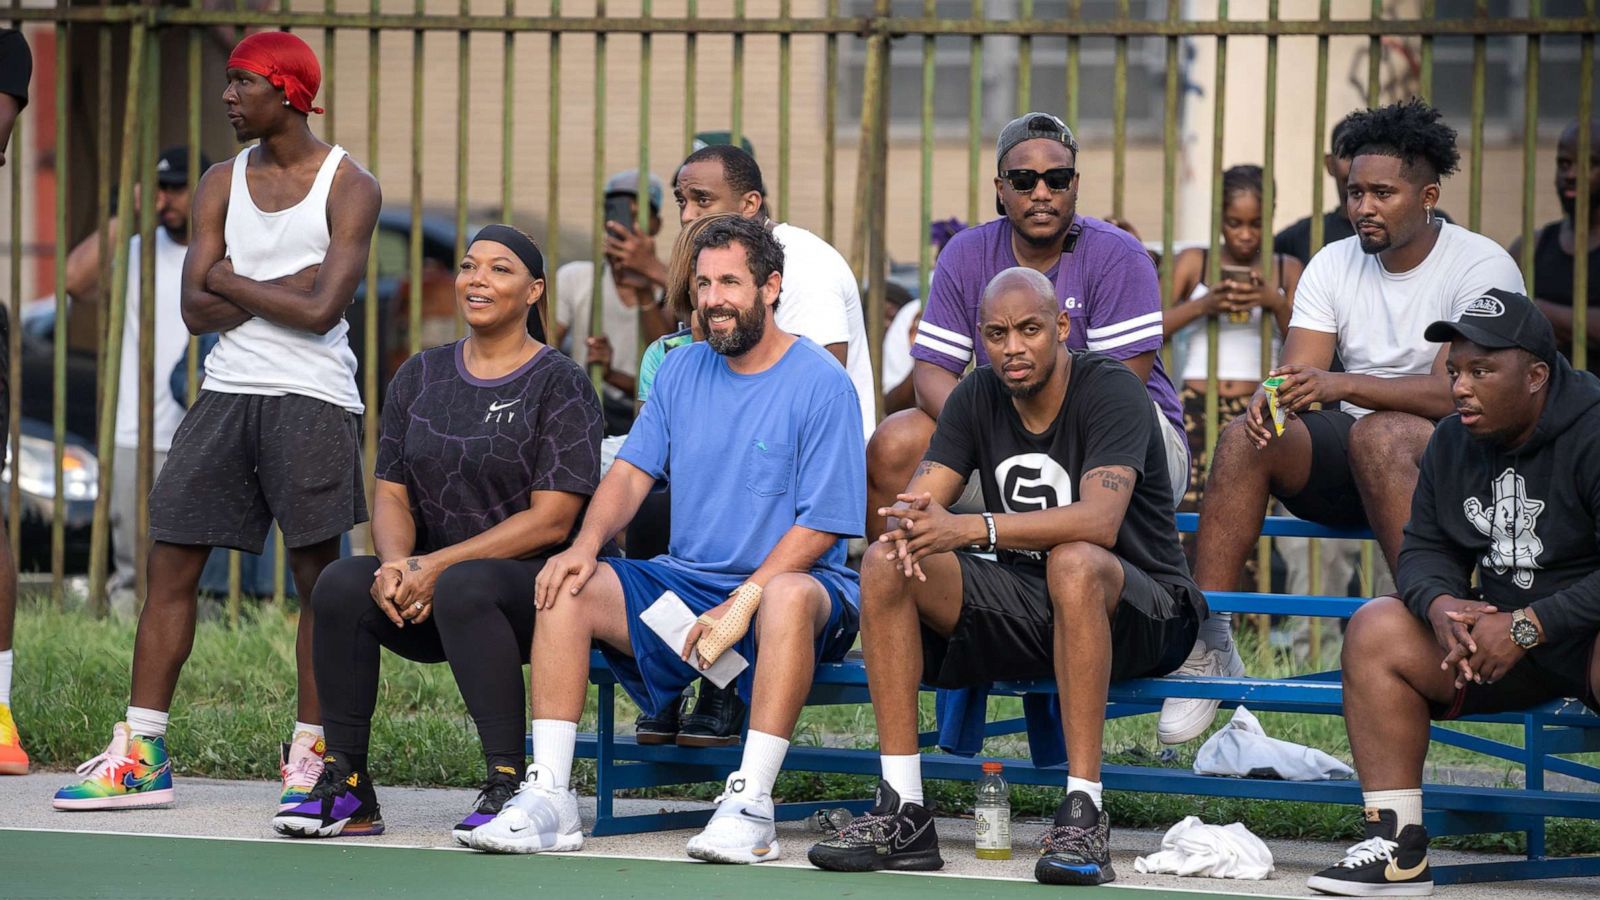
[
  {"xmin": 1035, "ymin": 791, "xmax": 1114, "ymax": 885},
  {"xmin": 806, "ymin": 780, "xmax": 943, "ymax": 872},
  {"xmin": 1308, "ymin": 808, "xmax": 1433, "ymax": 896}
]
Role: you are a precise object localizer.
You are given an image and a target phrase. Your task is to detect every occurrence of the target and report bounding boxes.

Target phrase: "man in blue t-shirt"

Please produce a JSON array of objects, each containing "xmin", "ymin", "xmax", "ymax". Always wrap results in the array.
[{"xmin": 468, "ymin": 216, "xmax": 866, "ymax": 864}]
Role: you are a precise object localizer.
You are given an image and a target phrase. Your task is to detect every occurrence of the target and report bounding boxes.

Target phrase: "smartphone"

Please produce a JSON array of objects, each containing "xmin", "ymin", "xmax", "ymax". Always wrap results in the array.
[
  {"xmin": 1219, "ymin": 264, "xmax": 1254, "ymax": 323},
  {"xmin": 604, "ymin": 194, "xmax": 635, "ymax": 232}
]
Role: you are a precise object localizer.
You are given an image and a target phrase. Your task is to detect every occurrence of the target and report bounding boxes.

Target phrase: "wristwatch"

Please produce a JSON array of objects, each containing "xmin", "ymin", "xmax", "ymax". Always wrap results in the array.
[{"xmin": 1510, "ymin": 608, "xmax": 1540, "ymax": 650}]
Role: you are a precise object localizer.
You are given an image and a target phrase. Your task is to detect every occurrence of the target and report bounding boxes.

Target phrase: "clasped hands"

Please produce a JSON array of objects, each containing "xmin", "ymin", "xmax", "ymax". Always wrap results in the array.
[
  {"xmin": 370, "ymin": 554, "xmax": 443, "ymax": 628},
  {"xmin": 1427, "ymin": 595, "xmax": 1526, "ymax": 689},
  {"xmin": 876, "ymin": 492, "xmax": 986, "ymax": 582}
]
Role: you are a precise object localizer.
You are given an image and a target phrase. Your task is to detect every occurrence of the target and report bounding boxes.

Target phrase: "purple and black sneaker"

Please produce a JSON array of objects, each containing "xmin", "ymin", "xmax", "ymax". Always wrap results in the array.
[
  {"xmin": 453, "ymin": 765, "xmax": 522, "ymax": 846},
  {"xmin": 271, "ymin": 757, "xmax": 384, "ymax": 839}
]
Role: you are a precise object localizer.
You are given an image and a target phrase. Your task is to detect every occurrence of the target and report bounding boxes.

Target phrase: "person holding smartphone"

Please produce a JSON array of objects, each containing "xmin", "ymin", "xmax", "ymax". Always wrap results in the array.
[
  {"xmin": 1162, "ymin": 165, "xmax": 1301, "ymax": 513},
  {"xmin": 551, "ymin": 169, "xmax": 674, "ymax": 434}
]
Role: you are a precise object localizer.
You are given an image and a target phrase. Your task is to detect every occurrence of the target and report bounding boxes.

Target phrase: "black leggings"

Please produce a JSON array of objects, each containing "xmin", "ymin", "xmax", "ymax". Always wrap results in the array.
[{"xmin": 311, "ymin": 555, "xmax": 544, "ymax": 772}]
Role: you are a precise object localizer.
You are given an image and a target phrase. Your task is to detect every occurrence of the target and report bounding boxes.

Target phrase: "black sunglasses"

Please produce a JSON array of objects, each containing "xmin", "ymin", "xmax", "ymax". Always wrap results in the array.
[{"xmin": 1001, "ymin": 167, "xmax": 1076, "ymax": 193}]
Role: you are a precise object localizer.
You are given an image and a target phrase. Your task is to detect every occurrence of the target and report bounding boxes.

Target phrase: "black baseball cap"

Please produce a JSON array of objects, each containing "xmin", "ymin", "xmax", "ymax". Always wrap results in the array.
[
  {"xmin": 996, "ymin": 112, "xmax": 1077, "ymax": 170},
  {"xmin": 155, "ymin": 146, "xmax": 211, "ymax": 186},
  {"xmin": 1424, "ymin": 288, "xmax": 1559, "ymax": 364}
]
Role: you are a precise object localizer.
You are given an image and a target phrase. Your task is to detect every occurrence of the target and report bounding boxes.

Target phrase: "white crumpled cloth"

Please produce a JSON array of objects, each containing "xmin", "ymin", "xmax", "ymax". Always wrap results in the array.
[
  {"xmin": 1133, "ymin": 816, "xmax": 1274, "ymax": 880},
  {"xmin": 1194, "ymin": 706, "xmax": 1354, "ymax": 781}
]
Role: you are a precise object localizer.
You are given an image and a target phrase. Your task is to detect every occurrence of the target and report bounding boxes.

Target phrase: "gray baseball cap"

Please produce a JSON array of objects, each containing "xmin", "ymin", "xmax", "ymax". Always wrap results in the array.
[
  {"xmin": 604, "ymin": 169, "xmax": 665, "ymax": 210},
  {"xmin": 996, "ymin": 112, "xmax": 1078, "ymax": 170}
]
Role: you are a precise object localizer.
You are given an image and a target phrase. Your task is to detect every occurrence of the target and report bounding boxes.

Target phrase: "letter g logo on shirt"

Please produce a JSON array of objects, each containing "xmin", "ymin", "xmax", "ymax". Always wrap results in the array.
[{"xmin": 995, "ymin": 453, "xmax": 1075, "ymax": 513}]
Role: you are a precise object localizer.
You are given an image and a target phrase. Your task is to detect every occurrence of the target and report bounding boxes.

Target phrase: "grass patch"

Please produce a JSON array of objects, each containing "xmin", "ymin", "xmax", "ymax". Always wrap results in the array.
[{"xmin": 10, "ymin": 594, "xmax": 1599, "ymax": 853}]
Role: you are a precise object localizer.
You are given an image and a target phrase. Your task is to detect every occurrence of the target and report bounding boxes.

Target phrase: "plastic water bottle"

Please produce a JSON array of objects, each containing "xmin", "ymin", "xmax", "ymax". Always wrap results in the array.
[{"xmin": 974, "ymin": 761, "xmax": 1011, "ymax": 859}]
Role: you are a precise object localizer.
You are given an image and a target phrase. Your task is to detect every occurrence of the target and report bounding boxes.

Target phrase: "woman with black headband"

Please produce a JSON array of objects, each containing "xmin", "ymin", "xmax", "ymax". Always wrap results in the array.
[{"xmin": 274, "ymin": 225, "xmax": 604, "ymax": 843}]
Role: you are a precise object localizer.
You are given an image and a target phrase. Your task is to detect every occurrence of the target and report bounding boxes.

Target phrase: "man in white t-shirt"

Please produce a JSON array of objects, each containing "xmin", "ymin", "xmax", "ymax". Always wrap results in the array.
[
  {"xmin": 1174, "ymin": 100, "xmax": 1526, "ymax": 744},
  {"xmin": 552, "ymin": 169, "xmax": 674, "ymax": 435},
  {"xmin": 92, "ymin": 148, "xmax": 211, "ymax": 614},
  {"xmin": 672, "ymin": 143, "xmax": 876, "ymax": 439}
]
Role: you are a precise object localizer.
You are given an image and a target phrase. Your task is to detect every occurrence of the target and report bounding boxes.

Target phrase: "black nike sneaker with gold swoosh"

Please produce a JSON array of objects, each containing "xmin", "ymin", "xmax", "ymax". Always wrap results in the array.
[
  {"xmin": 1307, "ymin": 808, "xmax": 1433, "ymax": 896},
  {"xmin": 806, "ymin": 781, "xmax": 943, "ymax": 872}
]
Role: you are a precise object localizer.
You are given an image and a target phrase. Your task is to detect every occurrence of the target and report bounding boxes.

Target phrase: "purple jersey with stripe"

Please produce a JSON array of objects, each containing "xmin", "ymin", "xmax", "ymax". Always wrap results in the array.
[{"xmin": 912, "ymin": 214, "xmax": 1182, "ymax": 433}]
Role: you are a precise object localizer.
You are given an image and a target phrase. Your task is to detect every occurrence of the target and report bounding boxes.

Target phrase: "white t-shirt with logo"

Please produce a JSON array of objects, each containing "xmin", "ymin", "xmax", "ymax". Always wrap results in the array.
[
  {"xmin": 1288, "ymin": 223, "xmax": 1526, "ymax": 417},
  {"xmin": 771, "ymin": 222, "xmax": 876, "ymax": 440},
  {"xmin": 115, "ymin": 229, "xmax": 191, "ymax": 451}
]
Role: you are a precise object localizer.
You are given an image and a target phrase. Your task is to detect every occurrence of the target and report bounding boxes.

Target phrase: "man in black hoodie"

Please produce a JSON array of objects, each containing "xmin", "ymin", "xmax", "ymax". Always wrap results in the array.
[{"xmin": 1308, "ymin": 288, "xmax": 1600, "ymax": 898}]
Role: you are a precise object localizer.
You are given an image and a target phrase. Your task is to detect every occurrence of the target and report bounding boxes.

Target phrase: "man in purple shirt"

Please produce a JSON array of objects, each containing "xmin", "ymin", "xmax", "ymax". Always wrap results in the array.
[{"xmin": 868, "ymin": 112, "xmax": 1188, "ymax": 545}]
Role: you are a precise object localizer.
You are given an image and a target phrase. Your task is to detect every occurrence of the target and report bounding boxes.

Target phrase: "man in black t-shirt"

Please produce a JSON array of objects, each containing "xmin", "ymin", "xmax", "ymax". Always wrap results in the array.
[
  {"xmin": 808, "ymin": 268, "xmax": 1203, "ymax": 885},
  {"xmin": 0, "ymin": 25, "xmax": 29, "ymax": 778}
]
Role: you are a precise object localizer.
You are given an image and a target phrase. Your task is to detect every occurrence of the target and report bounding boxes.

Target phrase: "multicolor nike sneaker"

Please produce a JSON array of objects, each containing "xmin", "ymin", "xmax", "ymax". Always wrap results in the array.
[
  {"xmin": 278, "ymin": 730, "xmax": 326, "ymax": 810},
  {"xmin": 0, "ymin": 703, "xmax": 30, "ymax": 775},
  {"xmin": 53, "ymin": 722, "xmax": 174, "ymax": 810},
  {"xmin": 1035, "ymin": 790, "xmax": 1115, "ymax": 885},
  {"xmin": 272, "ymin": 756, "xmax": 385, "ymax": 838},
  {"xmin": 453, "ymin": 764, "xmax": 522, "ymax": 846}
]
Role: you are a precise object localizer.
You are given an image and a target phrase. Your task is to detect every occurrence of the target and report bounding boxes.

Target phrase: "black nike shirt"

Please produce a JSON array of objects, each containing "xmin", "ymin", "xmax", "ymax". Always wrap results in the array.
[{"xmin": 925, "ymin": 350, "xmax": 1196, "ymax": 595}]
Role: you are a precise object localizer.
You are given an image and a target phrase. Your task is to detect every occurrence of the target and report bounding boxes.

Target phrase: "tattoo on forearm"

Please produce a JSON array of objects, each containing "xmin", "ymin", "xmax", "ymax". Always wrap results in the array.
[
  {"xmin": 1087, "ymin": 467, "xmax": 1134, "ymax": 493},
  {"xmin": 406, "ymin": 558, "xmax": 421, "ymax": 572},
  {"xmin": 913, "ymin": 459, "xmax": 946, "ymax": 479}
]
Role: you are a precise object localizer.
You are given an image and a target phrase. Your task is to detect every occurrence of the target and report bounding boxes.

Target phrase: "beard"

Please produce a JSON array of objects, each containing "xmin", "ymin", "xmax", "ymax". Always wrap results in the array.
[
  {"xmin": 701, "ymin": 299, "xmax": 767, "ymax": 357},
  {"xmin": 999, "ymin": 355, "xmax": 1056, "ymax": 399},
  {"xmin": 1355, "ymin": 220, "xmax": 1391, "ymax": 255}
]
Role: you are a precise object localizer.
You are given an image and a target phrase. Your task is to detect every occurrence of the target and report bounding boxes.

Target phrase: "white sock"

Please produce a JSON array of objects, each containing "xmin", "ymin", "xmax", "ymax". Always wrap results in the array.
[
  {"xmin": 125, "ymin": 706, "xmax": 169, "ymax": 739},
  {"xmin": 531, "ymin": 719, "xmax": 577, "ymax": 790},
  {"xmin": 0, "ymin": 648, "xmax": 12, "ymax": 705},
  {"xmin": 293, "ymin": 721, "xmax": 325, "ymax": 741},
  {"xmin": 880, "ymin": 754, "xmax": 924, "ymax": 808},
  {"xmin": 1197, "ymin": 611, "xmax": 1234, "ymax": 651},
  {"xmin": 1364, "ymin": 788, "xmax": 1424, "ymax": 831},
  {"xmin": 1066, "ymin": 776, "xmax": 1104, "ymax": 811},
  {"xmin": 736, "ymin": 730, "xmax": 790, "ymax": 798}
]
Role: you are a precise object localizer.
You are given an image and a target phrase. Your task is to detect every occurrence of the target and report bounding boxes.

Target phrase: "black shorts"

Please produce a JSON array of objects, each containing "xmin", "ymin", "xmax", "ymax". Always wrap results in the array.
[
  {"xmin": 149, "ymin": 390, "xmax": 368, "ymax": 554},
  {"xmin": 1434, "ymin": 633, "xmax": 1600, "ymax": 719},
  {"xmin": 920, "ymin": 553, "xmax": 1201, "ymax": 688},
  {"xmin": 1278, "ymin": 409, "xmax": 1369, "ymax": 528}
]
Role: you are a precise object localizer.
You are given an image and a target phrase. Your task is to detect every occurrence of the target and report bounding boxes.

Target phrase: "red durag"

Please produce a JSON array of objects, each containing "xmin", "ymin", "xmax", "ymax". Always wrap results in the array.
[{"xmin": 227, "ymin": 32, "xmax": 325, "ymax": 116}]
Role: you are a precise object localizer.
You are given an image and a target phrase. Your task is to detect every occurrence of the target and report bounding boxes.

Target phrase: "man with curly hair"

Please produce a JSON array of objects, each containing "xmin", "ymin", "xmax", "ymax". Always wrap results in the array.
[{"xmin": 1175, "ymin": 100, "xmax": 1526, "ymax": 743}]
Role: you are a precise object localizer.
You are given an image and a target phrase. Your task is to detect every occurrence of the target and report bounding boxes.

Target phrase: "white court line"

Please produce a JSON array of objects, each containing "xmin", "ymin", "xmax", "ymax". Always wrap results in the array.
[{"xmin": 0, "ymin": 825, "xmax": 1296, "ymax": 898}]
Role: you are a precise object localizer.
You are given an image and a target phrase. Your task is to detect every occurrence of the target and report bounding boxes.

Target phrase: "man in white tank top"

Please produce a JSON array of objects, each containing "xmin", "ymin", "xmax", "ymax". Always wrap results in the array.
[{"xmin": 54, "ymin": 33, "xmax": 382, "ymax": 822}]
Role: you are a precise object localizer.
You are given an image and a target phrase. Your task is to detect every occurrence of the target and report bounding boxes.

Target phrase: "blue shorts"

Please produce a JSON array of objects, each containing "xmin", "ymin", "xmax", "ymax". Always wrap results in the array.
[{"xmin": 597, "ymin": 557, "xmax": 860, "ymax": 717}]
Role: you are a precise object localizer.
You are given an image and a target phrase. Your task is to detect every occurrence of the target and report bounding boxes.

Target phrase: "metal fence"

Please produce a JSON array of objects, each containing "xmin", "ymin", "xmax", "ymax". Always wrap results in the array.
[{"xmin": 0, "ymin": 0, "xmax": 1594, "ymax": 637}]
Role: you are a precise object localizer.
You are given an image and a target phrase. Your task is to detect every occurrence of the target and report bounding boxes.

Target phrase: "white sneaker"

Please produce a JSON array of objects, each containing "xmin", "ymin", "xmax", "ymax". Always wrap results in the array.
[
  {"xmin": 1157, "ymin": 638, "xmax": 1246, "ymax": 745},
  {"xmin": 685, "ymin": 771, "xmax": 780, "ymax": 864},
  {"xmin": 467, "ymin": 763, "xmax": 584, "ymax": 854}
]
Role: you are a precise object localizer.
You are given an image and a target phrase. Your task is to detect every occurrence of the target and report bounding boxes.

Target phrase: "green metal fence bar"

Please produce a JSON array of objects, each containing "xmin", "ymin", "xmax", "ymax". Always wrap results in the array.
[
  {"xmin": 919, "ymin": 0, "xmax": 933, "ymax": 304},
  {"xmin": 1309, "ymin": 0, "xmax": 1329, "ymax": 257},
  {"xmin": 589, "ymin": 0, "xmax": 606, "ymax": 396},
  {"xmin": 638, "ymin": 0, "xmax": 652, "ymax": 367},
  {"xmin": 684, "ymin": 0, "xmax": 696, "ymax": 160},
  {"xmin": 1574, "ymin": 7, "xmax": 1593, "ymax": 372},
  {"xmin": 455, "ymin": 0, "xmax": 471, "ymax": 340},
  {"xmin": 1157, "ymin": 0, "xmax": 1176, "ymax": 375},
  {"xmin": 966, "ymin": 0, "xmax": 981, "ymax": 225},
  {"xmin": 92, "ymin": 8, "xmax": 110, "ymax": 424},
  {"xmin": 1112, "ymin": 0, "xmax": 1127, "ymax": 221},
  {"xmin": 273, "ymin": 3, "xmax": 290, "ymax": 607},
  {"xmin": 5, "ymin": 11, "xmax": 18, "ymax": 563},
  {"xmin": 86, "ymin": 20, "xmax": 147, "ymax": 619},
  {"xmin": 822, "ymin": 0, "xmax": 835, "ymax": 243},
  {"xmin": 362, "ymin": 0, "xmax": 381, "ymax": 553},
  {"xmin": 409, "ymin": 0, "xmax": 424, "ymax": 357},
  {"xmin": 864, "ymin": 0, "xmax": 889, "ymax": 422},
  {"xmin": 503, "ymin": 0, "xmax": 516, "ymax": 224},
  {"xmin": 778, "ymin": 0, "xmax": 790, "ymax": 222},
  {"xmin": 1419, "ymin": 0, "xmax": 1433, "ymax": 101},
  {"xmin": 1203, "ymin": 0, "xmax": 1226, "ymax": 472},
  {"xmin": 136, "ymin": 33, "xmax": 159, "ymax": 610},
  {"xmin": 1065, "ymin": 0, "xmax": 1079, "ymax": 132},
  {"xmin": 49, "ymin": 10, "xmax": 68, "ymax": 605},
  {"xmin": 1468, "ymin": 0, "xmax": 1487, "ymax": 233},
  {"xmin": 731, "ymin": 0, "xmax": 743, "ymax": 157},
  {"xmin": 1258, "ymin": 0, "xmax": 1278, "ymax": 606},
  {"xmin": 11, "ymin": 6, "xmax": 1600, "ymax": 36},
  {"xmin": 1366, "ymin": 0, "xmax": 1380, "ymax": 108},
  {"xmin": 1520, "ymin": 2, "xmax": 1541, "ymax": 290},
  {"xmin": 1017, "ymin": 0, "xmax": 1031, "ymax": 116},
  {"xmin": 545, "ymin": 0, "xmax": 560, "ymax": 342},
  {"xmin": 186, "ymin": 12, "xmax": 203, "ymax": 415},
  {"xmin": 324, "ymin": 1, "xmax": 336, "ymax": 141}
]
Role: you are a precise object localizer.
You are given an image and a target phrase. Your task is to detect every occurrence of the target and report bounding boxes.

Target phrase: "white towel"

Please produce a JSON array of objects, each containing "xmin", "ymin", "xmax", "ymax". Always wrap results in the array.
[
  {"xmin": 1133, "ymin": 816, "xmax": 1274, "ymax": 880},
  {"xmin": 1193, "ymin": 706, "xmax": 1354, "ymax": 782}
]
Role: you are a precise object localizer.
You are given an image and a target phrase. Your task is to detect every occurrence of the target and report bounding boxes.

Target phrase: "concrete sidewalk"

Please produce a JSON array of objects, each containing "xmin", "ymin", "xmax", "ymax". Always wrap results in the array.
[{"xmin": 3, "ymin": 772, "xmax": 1596, "ymax": 897}]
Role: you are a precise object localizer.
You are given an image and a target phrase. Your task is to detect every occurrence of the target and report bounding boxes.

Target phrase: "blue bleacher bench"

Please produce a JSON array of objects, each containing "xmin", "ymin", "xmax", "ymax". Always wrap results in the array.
[{"xmin": 552, "ymin": 515, "xmax": 1600, "ymax": 885}]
